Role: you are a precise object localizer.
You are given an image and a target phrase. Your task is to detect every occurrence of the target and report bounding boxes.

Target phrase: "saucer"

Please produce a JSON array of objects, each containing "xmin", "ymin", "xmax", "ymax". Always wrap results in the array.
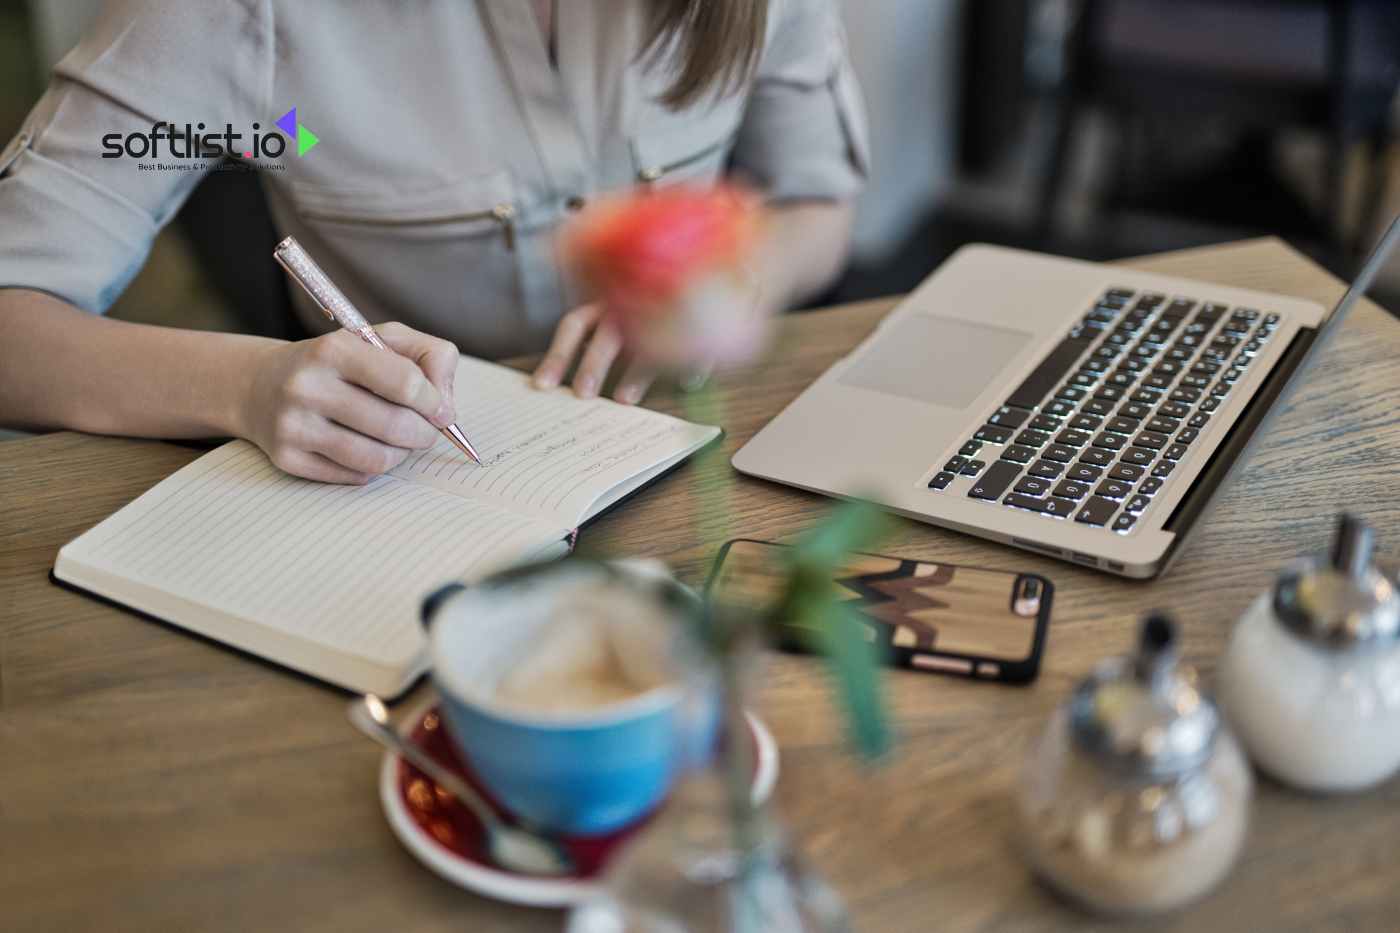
[{"xmin": 378, "ymin": 695, "xmax": 779, "ymax": 907}]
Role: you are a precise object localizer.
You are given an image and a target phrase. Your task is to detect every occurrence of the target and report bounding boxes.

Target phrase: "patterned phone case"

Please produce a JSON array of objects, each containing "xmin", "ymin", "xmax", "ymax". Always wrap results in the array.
[{"xmin": 706, "ymin": 539, "xmax": 1053, "ymax": 684}]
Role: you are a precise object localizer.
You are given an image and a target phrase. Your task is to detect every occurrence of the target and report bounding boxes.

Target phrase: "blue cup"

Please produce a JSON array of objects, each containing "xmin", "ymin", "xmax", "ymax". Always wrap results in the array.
[{"xmin": 421, "ymin": 560, "xmax": 715, "ymax": 836}]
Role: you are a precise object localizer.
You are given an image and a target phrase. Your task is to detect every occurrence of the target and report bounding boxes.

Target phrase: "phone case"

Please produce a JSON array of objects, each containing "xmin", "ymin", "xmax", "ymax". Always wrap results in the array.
[{"xmin": 706, "ymin": 539, "xmax": 1053, "ymax": 684}]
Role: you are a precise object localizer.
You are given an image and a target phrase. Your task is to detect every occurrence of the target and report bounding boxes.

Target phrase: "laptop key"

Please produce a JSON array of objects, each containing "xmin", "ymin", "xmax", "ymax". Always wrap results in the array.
[
  {"xmin": 1170, "ymin": 387, "xmax": 1202, "ymax": 403},
  {"xmin": 1158, "ymin": 401, "xmax": 1191, "ymax": 419},
  {"xmin": 1094, "ymin": 386, "xmax": 1125, "ymax": 402},
  {"xmin": 962, "ymin": 459, "xmax": 987, "ymax": 476},
  {"xmin": 1112, "ymin": 513, "xmax": 1138, "ymax": 533},
  {"xmin": 1188, "ymin": 413, "xmax": 1211, "ymax": 429},
  {"xmin": 1054, "ymin": 481, "xmax": 1090, "ymax": 500},
  {"xmin": 1042, "ymin": 443, "xmax": 1075, "ymax": 463},
  {"xmin": 1139, "ymin": 477, "xmax": 1164, "ymax": 495},
  {"xmin": 1096, "ymin": 480, "xmax": 1132, "ymax": 500},
  {"xmin": 1211, "ymin": 382, "xmax": 1231, "ymax": 397},
  {"xmin": 1014, "ymin": 476, "xmax": 1054, "ymax": 497},
  {"xmin": 1108, "ymin": 463, "xmax": 1145, "ymax": 482},
  {"xmin": 968, "ymin": 461, "xmax": 1023, "ymax": 501},
  {"xmin": 1075, "ymin": 496, "xmax": 1120, "ymax": 526},
  {"xmin": 1003, "ymin": 493, "xmax": 1048, "ymax": 513},
  {"xmin": 1121, "ymin": 447, "xmax": 1155, "ymax": 467},
  {"xmin": 1177, "ymin": 428, "xmax": 1198, "ymax": 444},
  {"xmin": 1040, "ymin": 497, "xmax": 1075, "ymax": 518},
  {"xmin": 1079, "ymin": 400, "xmax": 1110, "ymax": 418},
  {"xmin": 1144, "ymin": 374, "xmax": 1173, "ymax": 391},
  {"xmin": 1045, "ymin": 399, "xmax": 1077, "ymax": 417},
  {"xmin": 1125, "ymin": 494, "xmax": 1151, "ymax": 513},
  {"xmin": 1106, "ymin": 372, "xmax": 1136, "ymax": 388},
  {"xmin": 1199, "ymin": 397, "xmax": 1221, "ymax": 413},
  {"xmin": 1145, "ymin": 416, "xmax": 1180, "ymax": 434},
  {"xmin": 1055, "ymin": 386, "xmax": 1087, "ymax": 401},
  {"xmin": 1179, "ymin": 374, "xmax": 1210, "ymax": 389},
  {"xmin": 1133, "ymin": 431, "xmax": 1168, "ymax": 450},
  {"xmin": 945, "ymin": 456, "xmax": 968, "ymax": 473},
  {"xmin": 1029, "ymin": 460, "xmax": 1065, "ymax": 479},
  {"xmin": 960, "ymin": 440, "xmax": 983, "ymax": 457},
  {"xmin": 1104, "ymin": 416, "xmax": 1139, "ymax": 434},
  {"xmin": 1091, "ymin": 432, "xmax": 1127, "ymax": 451},
  {"xmin": 1004, "ymin": 335, "xmax": 1096, "ymax": 410},
  {"xmin": 1070, "ymin": 372, "xmax": 1098, "ymax": 387},
  {"xmin": 1066, "ymin": 463, "xmax": 1104, "ymax": 483},
  {"xmin": 1056, "ymin": 430, "xmax": 1090, "ymax": 447},
  {"xmin": 1016, "ymin": 429, "xmax": 1051, "ymax": 449},
  {"xmin": 1119, "ymin": 401, "xmax": 1152, "ymax": 420},
  {"xmin": 1001, "ymin": 445, "xmax": 1035, "ymax": 464},
  {"xmin": 1029, "ymin": 415, "xmax": 1063, "ymax": 432},
  {"xmin": 929, "ymin": 471, "xmax": 955, "ymax": 490},
  {"xmin": 1152, "ymin": 461, "xmax": 1177, "ymax": 478},
  {"xmin": 1129, "ymin": 390, "xmax": 1160, "ymax": 404},
  {"xmin": 1079, "ymin": 449, "xmax": 1114, "ymax": 468},
  {"xmin": 975, "ymin": 424, "xmax": 1013, "ymax": 444},
  {"xmin": 988, "ymin": 406, "xmax": 1032, "ymax": 428},
  {"xmin": 1070, "ymin": 414, "xmax": 1103, "ymax": 431},
  {"xmin": 1164, "ymin": 444, "xmax": 1187, "ymax": 461}
]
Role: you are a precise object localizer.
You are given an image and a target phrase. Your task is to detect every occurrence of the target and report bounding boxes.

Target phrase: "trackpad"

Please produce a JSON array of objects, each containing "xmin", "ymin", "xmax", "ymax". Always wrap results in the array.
[{"xmin": 839, "ymin": 315, "xmax": 1033, "ymax": 409}]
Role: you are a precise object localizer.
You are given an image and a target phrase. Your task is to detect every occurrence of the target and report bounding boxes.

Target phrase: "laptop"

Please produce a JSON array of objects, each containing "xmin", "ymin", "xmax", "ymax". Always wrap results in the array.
[{"xmin": 734, "ymin": 218, "xmax": 1400, "ymax": 578}]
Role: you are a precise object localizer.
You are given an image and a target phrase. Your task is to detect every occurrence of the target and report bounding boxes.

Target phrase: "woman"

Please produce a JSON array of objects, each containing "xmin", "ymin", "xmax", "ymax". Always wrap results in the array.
[{"xmin": 0, "ymin": 0, "xmax": 867, "ymax": 483}]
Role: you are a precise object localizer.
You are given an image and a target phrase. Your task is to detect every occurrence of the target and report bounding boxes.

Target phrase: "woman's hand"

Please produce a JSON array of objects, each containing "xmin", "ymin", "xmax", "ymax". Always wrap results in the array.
[
  {"xmin": 239, "ymin": 322, "xmax": 459, "ymax": 484},
  {"xmin": 531, "ymin": 303, "xmax": 659, "ymax": 404}
]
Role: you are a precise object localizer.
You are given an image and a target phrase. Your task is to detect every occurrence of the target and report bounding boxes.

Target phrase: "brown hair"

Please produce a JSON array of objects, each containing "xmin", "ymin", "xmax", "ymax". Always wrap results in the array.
[{"xmin": 645, "ymin": 0, "xmax": 769, "ymax": 108}]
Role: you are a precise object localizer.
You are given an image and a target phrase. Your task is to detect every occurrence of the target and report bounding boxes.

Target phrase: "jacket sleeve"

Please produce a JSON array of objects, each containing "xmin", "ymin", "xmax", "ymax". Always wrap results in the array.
[{"xmin": 0, "ymin": 0, "xmax": 272, "ymax": 312}]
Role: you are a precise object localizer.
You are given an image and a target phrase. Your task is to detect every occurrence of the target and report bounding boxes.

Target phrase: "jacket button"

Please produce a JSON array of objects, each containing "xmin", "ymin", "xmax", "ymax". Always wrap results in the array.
[{"xmin": 565, "ymin": 195, "xmax": 586, "ymax": 211}]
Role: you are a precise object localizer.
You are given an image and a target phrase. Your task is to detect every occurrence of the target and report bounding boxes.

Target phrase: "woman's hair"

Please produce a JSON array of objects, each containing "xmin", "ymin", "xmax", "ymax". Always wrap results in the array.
[{"xmin": 645, "ymin": 0, "xmax": 769, "ymax": 108}]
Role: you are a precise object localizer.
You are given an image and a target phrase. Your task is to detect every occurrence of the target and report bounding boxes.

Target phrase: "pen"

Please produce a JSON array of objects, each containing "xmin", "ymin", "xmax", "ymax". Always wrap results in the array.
[{"xmin": 272, "ymin": 236, "xmax": 482, "ymax": 464}]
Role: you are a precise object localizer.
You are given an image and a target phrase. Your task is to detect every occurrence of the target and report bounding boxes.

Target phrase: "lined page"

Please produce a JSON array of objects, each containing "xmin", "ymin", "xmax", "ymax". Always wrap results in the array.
[
  {"xmin": 391, "ymin": 357, "xmax": 719, "ymax": 526},
  {"xmin": 60, "ymin": 441, "xmax": 564, "ymax": 670}
]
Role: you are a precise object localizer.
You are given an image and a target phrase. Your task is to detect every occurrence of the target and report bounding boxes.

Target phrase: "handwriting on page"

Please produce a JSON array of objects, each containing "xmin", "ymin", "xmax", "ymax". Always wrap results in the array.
[
  {"xmin": 390, "ymin": 359, "xmax": 700, "ymax": 520},
  {"xmin": 75, "ymin": 441, "xmax": 561, "ymax": 662}
]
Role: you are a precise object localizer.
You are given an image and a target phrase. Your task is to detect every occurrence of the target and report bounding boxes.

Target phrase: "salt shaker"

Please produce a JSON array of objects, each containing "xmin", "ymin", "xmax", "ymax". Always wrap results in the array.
[
  {"xmin": 1218, "ymin": 514, "xmax": 1400, "ymax": 792},
  {"xmin": 1017, "ymin": 614, "xmax": 1252, "ymax": 916}
]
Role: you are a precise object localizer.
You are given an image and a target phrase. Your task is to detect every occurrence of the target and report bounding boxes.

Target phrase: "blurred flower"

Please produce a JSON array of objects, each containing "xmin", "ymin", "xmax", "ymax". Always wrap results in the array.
[{"xmin": 561, "ymin": 185, "xmax": 771, "ymax": 369}]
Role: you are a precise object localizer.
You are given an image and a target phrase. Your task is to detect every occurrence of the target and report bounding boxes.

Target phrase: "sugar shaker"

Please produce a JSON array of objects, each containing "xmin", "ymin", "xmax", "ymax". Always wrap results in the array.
[
  {"xmin": 1017, "ymin": 614, "xmax": 1252, "ymax": 915},
  {"xmin": 1219, "ymin": 514, "xmax": 1400, "ymax": 792}
]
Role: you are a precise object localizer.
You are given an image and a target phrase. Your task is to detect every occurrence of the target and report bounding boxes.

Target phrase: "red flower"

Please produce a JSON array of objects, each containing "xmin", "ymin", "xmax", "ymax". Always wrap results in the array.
[{"xmin": 563, "ymin": 185, "xmax": 760, "ymax": 315}]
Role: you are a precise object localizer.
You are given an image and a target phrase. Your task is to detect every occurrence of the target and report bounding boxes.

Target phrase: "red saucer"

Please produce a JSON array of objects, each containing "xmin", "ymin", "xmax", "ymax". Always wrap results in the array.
[{"xmin": 379, "ymin": 698, "xmax": 779, "ymax": 907}]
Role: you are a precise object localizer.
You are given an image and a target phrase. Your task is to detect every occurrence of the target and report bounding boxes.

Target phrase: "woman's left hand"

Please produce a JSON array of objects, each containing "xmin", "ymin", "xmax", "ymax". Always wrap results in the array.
[{"xmin": 531, "ymin": 303, "xmax": 659, "ymax": 405}]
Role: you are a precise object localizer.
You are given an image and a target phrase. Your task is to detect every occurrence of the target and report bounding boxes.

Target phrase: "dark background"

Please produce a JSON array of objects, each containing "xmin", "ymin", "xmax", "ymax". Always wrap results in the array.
[{"xmin": 1, "ymin": 0, "xmax": 1396, "ymax": 339}]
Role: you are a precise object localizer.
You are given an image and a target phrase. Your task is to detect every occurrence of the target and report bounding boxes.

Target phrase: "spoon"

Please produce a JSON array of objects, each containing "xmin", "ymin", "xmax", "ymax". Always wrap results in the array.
[{"xmin": 348, "ymin": 694, "xmax": 575, "ymax": 877}]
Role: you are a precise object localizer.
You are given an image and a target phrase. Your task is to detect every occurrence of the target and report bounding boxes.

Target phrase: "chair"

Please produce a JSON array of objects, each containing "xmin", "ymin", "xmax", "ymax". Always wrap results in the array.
[{"xmin": 1033, "ymin": 0, "xmax": 1400, "ymax": 267}]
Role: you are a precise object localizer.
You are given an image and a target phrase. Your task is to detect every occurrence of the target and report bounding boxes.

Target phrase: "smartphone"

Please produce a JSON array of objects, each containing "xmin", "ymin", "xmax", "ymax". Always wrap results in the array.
[{"xmin": 707, "ymin": 539, "xmax": 1053, "ymax": 684}]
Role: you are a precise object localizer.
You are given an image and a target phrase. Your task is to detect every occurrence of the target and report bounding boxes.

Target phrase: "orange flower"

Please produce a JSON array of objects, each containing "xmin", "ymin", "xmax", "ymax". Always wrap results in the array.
[{"xmin": 561, "ymin": 185, "xmax": 767, "ymax": 367}]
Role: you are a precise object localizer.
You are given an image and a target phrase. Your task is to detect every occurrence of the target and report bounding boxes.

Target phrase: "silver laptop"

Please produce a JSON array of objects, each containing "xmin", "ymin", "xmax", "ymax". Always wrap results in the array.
[{"xmin": 734, "ymin": 219, "xmax": 1400, "ymax": 578}]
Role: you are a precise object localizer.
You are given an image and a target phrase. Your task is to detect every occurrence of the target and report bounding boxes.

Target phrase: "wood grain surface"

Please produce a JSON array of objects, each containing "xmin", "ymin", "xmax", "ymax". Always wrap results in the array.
[{"xmin": 2, "ymin": 238, "xmax": 1398, "ymax": 932}]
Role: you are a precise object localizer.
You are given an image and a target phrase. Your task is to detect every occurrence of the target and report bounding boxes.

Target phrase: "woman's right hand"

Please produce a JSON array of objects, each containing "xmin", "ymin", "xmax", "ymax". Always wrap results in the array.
[{"xmin": 238, "ymin": 322, "xmax": 459, "ymax": 484}]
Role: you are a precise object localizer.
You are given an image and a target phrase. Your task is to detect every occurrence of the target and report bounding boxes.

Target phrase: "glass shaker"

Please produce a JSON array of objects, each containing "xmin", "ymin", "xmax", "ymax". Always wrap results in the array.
[
  {"xmin": 1017, "ymin": 614, "xmax": 1252, "ymax": 916},
  {"xmin": 1218, "ymin": 514, "xmax": 1400, "ymax": 792}
]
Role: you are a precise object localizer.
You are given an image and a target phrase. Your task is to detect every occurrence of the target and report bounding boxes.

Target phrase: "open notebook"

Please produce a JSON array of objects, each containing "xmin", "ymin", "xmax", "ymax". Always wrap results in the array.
[{"xmin": 54, "ymin": 356, "xmax": 719, "ymax": 697}]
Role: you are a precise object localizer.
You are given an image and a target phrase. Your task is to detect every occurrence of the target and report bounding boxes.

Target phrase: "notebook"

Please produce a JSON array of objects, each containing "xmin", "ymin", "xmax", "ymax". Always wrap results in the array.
[{"xmin": 54, "ymin": 356, "xmax": 720, "ymax": 697}]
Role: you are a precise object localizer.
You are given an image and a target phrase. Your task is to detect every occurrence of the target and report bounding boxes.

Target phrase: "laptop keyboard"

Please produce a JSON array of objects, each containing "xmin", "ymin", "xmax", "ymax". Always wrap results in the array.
[{"xmin": 927, "ymin": 288, "xmax": 1280, "ymax": 533}]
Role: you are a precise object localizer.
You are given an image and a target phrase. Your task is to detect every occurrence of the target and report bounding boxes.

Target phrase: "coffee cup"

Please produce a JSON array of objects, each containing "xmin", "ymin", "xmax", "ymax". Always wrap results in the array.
[{"xmin": 420, "ymin": 560, "xmax": 715, "ymax": 835}]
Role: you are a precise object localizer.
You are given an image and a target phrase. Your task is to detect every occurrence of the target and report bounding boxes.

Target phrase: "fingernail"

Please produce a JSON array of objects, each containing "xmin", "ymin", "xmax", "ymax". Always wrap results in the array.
[
  {"xmin": 534, "ymin": 370, "xmax": 559, "ymax": 389},
  {"xmin": 616, "ymin": 385, "xmax": 640, "ymax": 405},
  {"xmin": 576, "ymin": 375, "xmax": 597, "ymax": 398},
  {"xmin": 433, "ymin": 398, "xmax": 455, "ymax": 427}
]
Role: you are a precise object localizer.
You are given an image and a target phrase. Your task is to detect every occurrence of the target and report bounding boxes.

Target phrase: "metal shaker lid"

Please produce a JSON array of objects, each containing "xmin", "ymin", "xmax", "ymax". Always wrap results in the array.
[
  {"xmin": 1069, "ymin": 614, "xmax": 1218, "ymax": 779},
  {"xmin": 1275, "ymin": 514, "xmax": 1400, "ymax": 647}
]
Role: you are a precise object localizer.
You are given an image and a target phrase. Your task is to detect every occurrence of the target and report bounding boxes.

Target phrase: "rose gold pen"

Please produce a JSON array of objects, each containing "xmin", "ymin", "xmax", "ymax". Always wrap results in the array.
[{"xmin": 272, "ymin": 236, "xmax": 482, "ymax": 464}]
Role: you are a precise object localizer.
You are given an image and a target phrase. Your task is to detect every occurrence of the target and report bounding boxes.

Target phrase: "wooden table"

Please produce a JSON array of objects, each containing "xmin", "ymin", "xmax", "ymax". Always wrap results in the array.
[{"xmin": 3, "ymin": 239, "xmax": 1398, "ymax": 932}]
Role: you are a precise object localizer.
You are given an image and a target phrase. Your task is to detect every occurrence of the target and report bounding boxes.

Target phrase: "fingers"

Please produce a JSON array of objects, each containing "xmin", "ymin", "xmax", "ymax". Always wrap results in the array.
[
  {"xmin": 534, "ymin": 303, "xmax": 603, "ymax": 389},
  {"xmin": 307, "ymin": 416, "xmax": 415, "ymax": 476},
  {"xmin": 318, "ymin": 331, "xmax": 453, "ymax": 428},
  {"xmin": 375, "ymin": 322, "xmax": 459, "ymax": 401},
  {"xmin": 274, "ymin": 448, "xmax": 376, "ymax": 486},
  {"xmin": 572, "ymin": 319, "xmax": 623, "ymax": 399},
  {"xmin": 318, "ymin": 379, "xmax": 440, "ymax": 450},
  {"xmin": 613, "ymin": 359, "xmax": 658, "ymax": 405}
]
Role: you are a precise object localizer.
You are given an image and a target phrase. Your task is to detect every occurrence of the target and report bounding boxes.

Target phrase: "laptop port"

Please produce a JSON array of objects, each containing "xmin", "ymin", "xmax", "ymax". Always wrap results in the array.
[
  {"xmin": 1107, "ymin": 560, "xmax": 1126, "ymax": 572},
  {"xmin": 1071, "ymin": 551, "xmax": 1098, "ymax": 566},
  {"xmin": 1012, "ymin": 537, "xmax": 1062, "ymax": 556}
]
